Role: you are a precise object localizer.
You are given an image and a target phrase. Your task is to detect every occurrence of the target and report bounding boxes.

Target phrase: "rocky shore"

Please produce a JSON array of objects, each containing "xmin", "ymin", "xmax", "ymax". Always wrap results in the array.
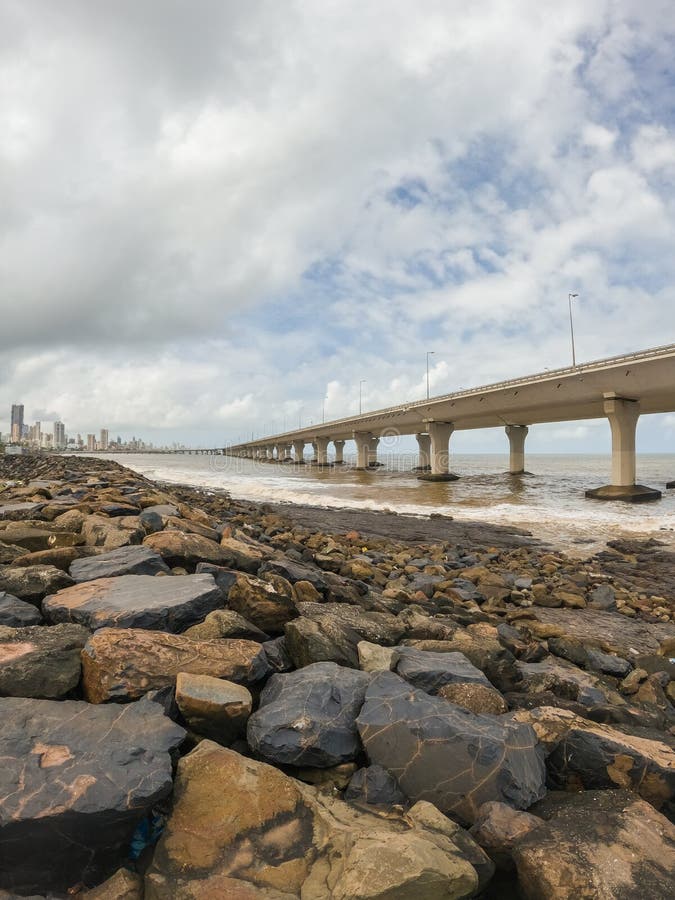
[{"xmin": 0, "ymin": 454, "xmax": 674, "ymax": 899}]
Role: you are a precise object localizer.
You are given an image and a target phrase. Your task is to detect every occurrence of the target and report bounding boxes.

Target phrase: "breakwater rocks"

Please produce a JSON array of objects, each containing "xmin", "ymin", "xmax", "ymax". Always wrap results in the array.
[{"xmin": 1, "ymin": 454, "xmax": 674, "ymax": 898}]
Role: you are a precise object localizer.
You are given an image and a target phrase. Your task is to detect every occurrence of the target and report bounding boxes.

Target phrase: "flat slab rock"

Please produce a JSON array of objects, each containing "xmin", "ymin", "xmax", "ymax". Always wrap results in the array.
[
  {"xmin": 69, "ymin": 545, "xmax": 170, "ymax": 582},
  {"xmin": 247, "ymin": 661, "xmax": 370, "ymax": 767},
  {"xmin": 529, "ymin": 607, "xmax": 675, "ymax": 656},
  {"xmin": 356, "ymin": 671, "xmax": 546, "ymax": 825},
  {"xmin": 394, "ymin": 647, "xmax": 493, "ymax": 695},
  {"xmin": 82, "ymin": 627, "xmax": 269, "ymax": 703},
  {"xmin": 42, "ymin": 573, "xmax": 223, "ymax": 632},
  {"xmin": 513, "ymin": 790, "xmax": 675, "ymax": 899},
  {"xmin": 0, "ymin": 623, "xmax": 89, "ymax": 699},
  {"xmin": 0, "ymin": 695, "xmax": 185, "ymax": 893}
]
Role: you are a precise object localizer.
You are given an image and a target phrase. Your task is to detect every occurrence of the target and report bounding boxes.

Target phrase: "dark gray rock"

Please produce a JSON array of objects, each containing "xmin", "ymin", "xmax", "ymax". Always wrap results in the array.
[
  {"xmin": 99, "ymin": 502, "xmax": 140, "ymax": 517},
  {"xmin": 394, "ymin": 647, "xmax": 493, "ymax": 695},
  {"xmin": 285, "ymin": 602, "xmax": 406, "ymax": 669},
  {"xmin": 259, "ymin": 559, "xmax": 328, "ymax": 595},
  {"xmin": 247, "ymin": 661, "xmax": 370, "ymax": 767},
  {"xmin": 587, "ymin": 583, "xmax": 616, "ymax": 610},
  {"xmin": 345, "ymin": 765, "xmax": 407, "ymax": 808},
  {"xmin": 262, "ymin": 635, "xmax": 294, "ymax": 673},
  {"xmin": 0, "ymin": 623, "xmax": 89, "ymax": 698},
  {"xmin": 0, "ymin": 565, "xmax": 74, "ymax": 604},
  {"xmin": 195, "ymin": 562, "xmax": 238, "ymax": 598},
  {"xmin": 585, "ymin": 648, "xmax": 632, "ymax": 678},
  {"xmin": 357, "ymin": 672, "xmax": 546, "ymax": 825},
  {"xmin": 42, "ymin": 573, "xmax": 223, "ymax": 632},
  {"xmin": 0, "ymin": 592, "xmax": 42, "ymax": 627},
  {"xmin": 139, "ymin": 509, "xmax": 164, "ymax": 533},
  {"xmin": 69, "ymin": 545, "xmax": 170, "ymax": 582},
  {"xmin": 0, "ymin": 695, "xmax": 185, "ymax": 893}
]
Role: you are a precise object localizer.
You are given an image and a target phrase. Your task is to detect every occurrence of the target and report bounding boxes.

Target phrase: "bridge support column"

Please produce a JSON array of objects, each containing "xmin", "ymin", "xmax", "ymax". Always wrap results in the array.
[
  {"xmin": 293, "ymin": 440, "xmax": 305, "ymax": 464},
  {"xmin": 368, "ymin": 436, "xmax": 380, "ymax": 467},
  {"xmin": 333, "ymin": 440, "xmax": 346, "ymax": 464},
  {"xmin": 353, "ymin": 432, "xmax": 372, "ymax": 470},
  {"xmin": 315, "ymin": 437, "xmax": 331, "ymax": 466},
  {"xmin": 506, "ymin": 425, "xmax": 528, "ymax": 474},
  {"xmin": 310, "ymin": 441, "xmax": 318, "ymax": 464},
  {"xmin": 586, "ymin": 395, "xmax": 661, "ymax": 502},
  {"xmin": 418, "ymin": 422, "xmax": 459, "ymax": 481},
  {"xmin": 415, "ymin": 433, "xmax": 431, "ymax": 471}
]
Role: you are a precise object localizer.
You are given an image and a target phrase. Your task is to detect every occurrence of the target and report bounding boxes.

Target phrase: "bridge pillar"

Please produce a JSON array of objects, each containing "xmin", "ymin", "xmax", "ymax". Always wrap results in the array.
[
  {"xmin": 315, "ymin": 437, "xmax": 330, "ymax": 465},
  {"xmin": 293, "ymin": 440, "xmax": 305, "ymax": 464},
  {"xmin": 333, "ymin": 440, "xmax": 346, "ymax": 464},
  {"xmin": 415, "ymin": 433, "xmax": 431, "ymax": 471},
  {"xmin": 368, "ymin": 436, "xmax": 380, "ymax": 467},
  {"xmin": 506, "ymin": 425, "xmax": 528, "ymax": 474},
  {"xmin": 418, "ymin": 422, "xmax": 458, "ymax": 481},
  {"xmin": 353, "ymin": 432, "xmax": 372, "ymax": 469},
  {"xmin": 586, "ymin": 395, "xmax": 661, "ymax": 502},
  {"xmin": 310, "ymin": 441, "xmax": 318, "ymax": 464}
]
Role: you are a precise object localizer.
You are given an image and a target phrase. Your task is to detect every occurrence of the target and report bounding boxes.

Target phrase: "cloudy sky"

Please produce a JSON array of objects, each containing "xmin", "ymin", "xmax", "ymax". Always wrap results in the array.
[{"xmin": 2, "ymin": 0, "xmax": 675, "ymax": 453}]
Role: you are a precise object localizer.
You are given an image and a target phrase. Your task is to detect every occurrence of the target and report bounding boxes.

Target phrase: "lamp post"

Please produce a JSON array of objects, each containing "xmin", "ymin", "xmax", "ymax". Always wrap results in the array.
[
  {"xmin": 426, "ymin": 351, "xmax": 435, "ymax": 400},
  {"xmin": 322, "ymin": 397, "xmax": 326, "ymax": 424},
  {"xmin": 568, "ymin": 293, "xmax": 579, "ymax": 367},
  {"xmin": 359, "ymin": 380, "xmax": 366, "ymax": 415}
]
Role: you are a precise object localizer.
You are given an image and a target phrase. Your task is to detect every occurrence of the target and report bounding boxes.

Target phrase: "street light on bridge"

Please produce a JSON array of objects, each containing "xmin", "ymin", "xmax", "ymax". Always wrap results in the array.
[
  {"xmin": 359, "ymin": 380, "xmax": 366, "ymax": 415},
  {"xmin": 568, "ymin": 293, "xmax": 579, "ymax": 367}
]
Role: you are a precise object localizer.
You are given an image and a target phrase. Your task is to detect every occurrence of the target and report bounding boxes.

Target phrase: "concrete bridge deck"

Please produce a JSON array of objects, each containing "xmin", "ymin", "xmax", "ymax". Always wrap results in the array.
[{"xmin": 226, "ymin": 343, "xmax": 675, "ymax": 502}]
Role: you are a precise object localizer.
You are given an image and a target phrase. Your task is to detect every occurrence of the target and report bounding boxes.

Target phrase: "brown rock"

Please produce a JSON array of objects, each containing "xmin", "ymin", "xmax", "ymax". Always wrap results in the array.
[
  {"xmin": 85, "ymin": 868, "xmax": 143, "ymax": 899},
  {"xmin": 437, "ymin": 682, "xmax": 508, "ymax": 715},
  {"xmin": 175, "ymin": 673, "xmax": 252, "ymax": 744},
  {"xmin": 143, "ymin": 530, "xmax": 228, "ymax": 569},
  {"xmin": 145, "ymin": 742, "xmax": 481, "ymax": 899},
  {"xmin": 82, "ymin": 628, "xmax": 269, "ymax": 703},
  {"xmin": 513, "ymin": 790, "xmax": 675, "ymax": 899},
  {"xmin": 227, "ymin": 572, "xmax": 298, "ymax": 634},
  {"xmin": 470, "ymin": 801, "xmax": 542, "ymax": 869},
  {"xmin": 12, "ymin": 546, "xmax": 90, "ymax": 571},
  {"xmin": 0, "ymin": 564, "xmax": 74, "ymax": 603}
]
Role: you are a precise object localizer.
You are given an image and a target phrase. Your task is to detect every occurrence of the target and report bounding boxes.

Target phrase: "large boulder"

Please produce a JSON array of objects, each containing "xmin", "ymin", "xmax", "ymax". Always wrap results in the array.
[
  {"xmin": 43, "ymin": 573, "xmax": 223, "ymax": 632},
  {"xmin": 0, "ymin": 524, "xmax": 54, "ymax": 552},
  {"xmin": 219, "ymin": 535, "xmax": 270, "ymax": 574},
  {"xmin": 227, "ymin": 572, "xmax": 298, "ymax": 634},
  {"xmin": 0, "ymin": 565, "xmax": 74, "ymax": 603},
  {"xmin": 0, "ymin": 591, "xmax": 42, "ymax": 627},
  {"xmin": 285, "ymin": 603, "xmax": 405, "ymax": 669},
  {"xmin": 356, "ymin": 672, "xmax": 546, "ymax": 825},
  {"xmin": 512, "ymin": 790, "xmax": 675, "ymax": 899},
  {"xmin": 145, "ymin": 742, "xmax": 482, "ymax": 899},
  {"xmin": 69, "ymin": 545, "xmax": 170, "ymax": 582},
  {"xmin": 404, "ymin": 625, "xmax": 522, "ymax": 692},
  {"xmin": 0, "ymin": 623, "xmax": 89, "ymax": 698},
  {"xmin": 394, "ymin": 647, "xmax": 493, "ymax": 695},
  {"xmin": 81, "ymin": 515, "xmax": 144, "ymax": 550},
  {"xmin": 143, "ymin": 531, "xmax": 228, "ymax": 569},
  {"xmin": 0, "ymin": 696, "xmax": 185, "ymax": 893},
  {"xmin": 82, "ymin": 628, "xmax": 269, "ymax": 703},
  {"xmin": 247, "ymin": 662, "xmax": 370, "ymax": 767},
  {"xmin": 469, "ymin": 801, "xmax": 543, "ymax": 869}
]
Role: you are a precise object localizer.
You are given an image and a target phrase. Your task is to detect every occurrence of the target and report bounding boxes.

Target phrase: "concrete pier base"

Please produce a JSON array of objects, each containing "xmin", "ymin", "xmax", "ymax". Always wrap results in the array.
[
  {"xmin": 415, "ymin": 433, "xmax": 431, "ymax": 471},
  {"xmin": 333, "ymin": 440, "xmax": 346, "ymax": 465},
  {"xmin": 417, "ymin": 472, "xmax": 460, "ymax": 482},
  {"xmin": 587, "ymin": 395, "xmax": 661, "ymax": 502},
  {"xmin": 585, "ymin": 484, "xmax": 662, "ymax": 503}
]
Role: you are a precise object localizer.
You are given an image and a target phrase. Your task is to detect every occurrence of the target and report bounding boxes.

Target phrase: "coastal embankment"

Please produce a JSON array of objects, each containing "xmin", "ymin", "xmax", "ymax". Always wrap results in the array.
[{"xmin": 0, "ymin": 454, "xmax": 673, "ymax": 898}]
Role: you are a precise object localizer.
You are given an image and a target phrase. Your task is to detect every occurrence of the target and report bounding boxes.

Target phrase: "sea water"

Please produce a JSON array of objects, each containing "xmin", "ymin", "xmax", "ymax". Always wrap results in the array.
[{"xmin": 98, "ymin": 451, "xmax": 675, "ymax": 552}]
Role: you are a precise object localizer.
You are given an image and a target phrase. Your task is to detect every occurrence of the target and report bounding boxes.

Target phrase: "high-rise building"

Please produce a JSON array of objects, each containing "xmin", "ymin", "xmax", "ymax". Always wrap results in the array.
[
  {"xmin": 10, "ymin": 404, "xmax": 24, "ymax": 443},
  {"xmin": 54, "ymin": 421, "xmax": 66, "ymax": 450},
  {"xmin": 87, "ymin": 434, "xmax": 96, "ymax": 452},
  {"xmin": 99, "ymin": 428, "xmax": 109, "ymax": 451}
]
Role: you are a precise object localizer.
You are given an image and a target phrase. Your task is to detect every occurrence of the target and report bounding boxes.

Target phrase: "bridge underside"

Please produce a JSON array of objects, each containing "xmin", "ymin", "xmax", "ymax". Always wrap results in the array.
[{"xmin": 227, "ymin": 346, "xmax": 675, "ymax": 502}]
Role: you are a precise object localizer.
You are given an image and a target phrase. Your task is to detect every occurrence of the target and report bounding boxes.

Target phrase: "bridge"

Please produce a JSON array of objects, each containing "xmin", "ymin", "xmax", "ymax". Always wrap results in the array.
[{"xmin": 226, "ymin": 343, "xmax": 675, "ymax": 502}]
